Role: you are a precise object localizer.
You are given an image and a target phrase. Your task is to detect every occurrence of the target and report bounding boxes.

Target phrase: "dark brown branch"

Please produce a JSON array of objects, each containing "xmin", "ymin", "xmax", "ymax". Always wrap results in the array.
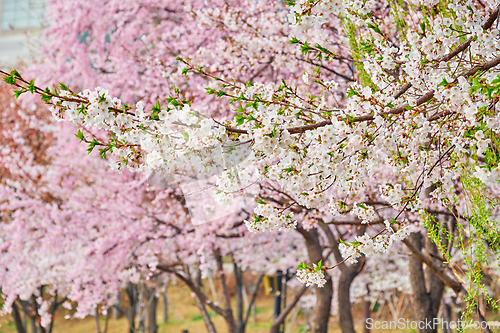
[
  {"xmin": 393, "ymin": 82, "xmax": 412, "ymax": 99},
  {"xmin": 156, "ymin": 265, "xmax": 227, "ymax": 317},
  {"xmin": 242, "ymin": 273, "xmax": 264, "ymax": 329},
  {"xmin": 436, "ymin": 5, "xmax": 500, "ymax": 63},
  {"xmin": 269, "ymin": 286, "xmax": 307, "ymax": 333},
  {"xmin": 402, "ymin": 238, "xmax": 463, "ymax": 294},
  {"xmin": 458, "ymin": 56, "xmax": 500, "ymax": 80},
  {"xmin": 221, "ymin": 53, "xmax": 500, "ymax": 135}
]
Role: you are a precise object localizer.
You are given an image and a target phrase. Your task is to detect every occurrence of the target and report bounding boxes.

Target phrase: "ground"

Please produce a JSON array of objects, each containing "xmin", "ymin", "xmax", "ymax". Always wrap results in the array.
[{"xmin": 0, "ymin": 283, "xmax": 491, "ymax": 333}]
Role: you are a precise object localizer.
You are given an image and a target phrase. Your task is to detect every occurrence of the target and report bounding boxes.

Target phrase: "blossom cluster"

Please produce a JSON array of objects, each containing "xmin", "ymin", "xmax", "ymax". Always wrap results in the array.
[
  {"xmin": 245, "ymin": 204, "xmax": 296, "ymax": 232},
  {"xmin": 296, "ymin": 264, "xmax": 327, "ymax": 288},
  {"xmin": 339, "ymin": 224, "xmax": 415, "ymax": 264}
]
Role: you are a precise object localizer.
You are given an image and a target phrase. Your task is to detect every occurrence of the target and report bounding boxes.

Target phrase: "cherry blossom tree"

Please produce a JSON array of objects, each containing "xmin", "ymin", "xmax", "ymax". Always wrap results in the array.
[
  {"xmin": 0, "ymin": 82, "xmax": 307, "ymax": 333},
  {"xmin": 4, "ymin": 0, "xmax": 500, "ymax": 332}
]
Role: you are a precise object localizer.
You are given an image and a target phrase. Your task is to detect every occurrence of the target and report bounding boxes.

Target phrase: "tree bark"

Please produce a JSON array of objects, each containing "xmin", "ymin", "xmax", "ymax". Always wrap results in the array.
[
  {"xmin": 48, "ymin": 293, "xmax": 59, "ymax": 333},
  {"xmin": 148, "ymin": 295, "xmax": 158, "ymax": 333},
  {"xmin": 95, "ymin": 308, "xmax": 102, "ymax": 333},
  {"xmin": 243, "ymin": 274, "xmax": 264, "ymax": 331},
  {"xmin": 104, "ymin": 310, "xmax": 110, "ymax": 333},
  {"xmin": 403, "ymin": 237, "xmax": 493, "ymax": 333},
  {"xmin": 318, "ymin": 221, "xmax": 367, "ymax": 333},
  {"xmin": 270, "ymin": 286, "xmax": 307, "ymax": 333},
  {"xmin": 194, "ymin": 293, "xmax": 218, "ymax": 333},
  {"xmin": 338, "ymin": 257, "xmax": 366, "ymax": 333},
  {"xmin": 363, "ymin": 285, "xmax": 370, "ymax": 333},
  {"xmin": 193, "ymin": 266, "xmax": 218, "ymax": 333},
  {"xmin": 233, "ymin": 259, "xmax": 244, "ymax": 333},
  {"xmin": 162, "ymin": 290, "xmax": 168, "ymax": 323},
  {"xmin": 12, "ymin": 301, "xmax": 26, "ymax": 333},
  {"xmin": 441, "ymin": 301, "xmax": 452, "ymax": 333},
  {"xmin": 297, "ymin": 227, "xmax": 332, "ymax": 333},
  {"xmin": 408, "ymin": 232, "xmax": 444, "ymax": 333},
  {"xmin": 125, "ymin": 284, "xmax": 137, "ymax": 333},
  {"xmin": 20, "ymin": 301, "xmax": 28, "ymax": 331},
  {"xmin": 214, "ymin": 249, "xmax": 237, "ymax": 333},
  {"xmin": 31, "ymin": 294, "xmax": 46, "ymax": 333}
]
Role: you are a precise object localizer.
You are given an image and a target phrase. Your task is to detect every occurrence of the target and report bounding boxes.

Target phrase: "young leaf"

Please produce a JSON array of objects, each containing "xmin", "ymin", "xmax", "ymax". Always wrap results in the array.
[{"xmin": 75, "ymin": 129, "xmax": 85, "ymax": 141}]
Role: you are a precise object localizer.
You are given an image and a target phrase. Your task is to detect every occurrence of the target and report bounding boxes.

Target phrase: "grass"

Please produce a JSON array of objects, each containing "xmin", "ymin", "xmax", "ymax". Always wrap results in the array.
[
  {"xmin": 0, "ymin": 282, "xmax": 279, "ymax": 333},
  {"xmin": 2, "ymin": 283, "xmax": 496, "ymax": 333}
]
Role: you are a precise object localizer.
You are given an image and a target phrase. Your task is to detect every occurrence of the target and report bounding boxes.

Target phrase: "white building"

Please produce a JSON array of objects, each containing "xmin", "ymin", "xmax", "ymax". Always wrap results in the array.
[{"xmin": 0, "ymin": 0, "xmax": 45, "ymax": 68}]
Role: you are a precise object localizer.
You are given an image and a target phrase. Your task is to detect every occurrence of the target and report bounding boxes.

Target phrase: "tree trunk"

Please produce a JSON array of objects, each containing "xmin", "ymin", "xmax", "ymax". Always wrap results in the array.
[
  {"xmin": 48, "ymin": 293, "xmax": 58, "ymax": 333},
  {"xmin": 297, "ymin": 227, "xmax": 332, "ymax": 333},
  {"xmin": 408, "ymin": 232, "xmax": 444, "ymax": 333},
  {"xmin": 338, "ymin": 257, "xmax": 366, "ymax": 333},
  {"xmin": 233, "ymin": 260, "xmax": 244, "ymax": 333},
  {"xmin": 20, "ymin": 301, "xmax": 28, "ymax": 331},
  {"xmin": 194, "ymin": 293, "xmax": 218, "ymax": 333},
  {"xmin": 104, "ymin": 310, "xmax": 110, "ymax": 333},
  {"xmin": 12, "ymin": 301, "xmax": 26, "ymax": 333},
  {"xmin": 31, "ymin": 294, "xmax": 46, "ymax": 333},
  {"xmin": 162, "ymin": 291, "xmax": 168, "ymax": 323},
  {"xmin": 317, "ymin": 221, "xmax": 368, "ymax": 333},
  {"xmin": 126, "ymin": 284, "xmax": 137, "ymax": 333},
  {"xmin": 214, "ymin": 249, "xmax": 237, "ymax": 333},
  {"xmin": 363, "ymin": 285, "xmax": 370, "ymax": 333},
  {"xmin": 441, "ymin": 301, "xmax": 452, "ymax": 333},
  {"xmin": 269, "ymin": 286, "xmax": 307, "ymax": 333},
  {"xmin": 148, "ymin": 295, "xmax": 158, "ymax": 333},
  {"xmin": 95, "ymin": 308, "xmax": 102, "ymax": 333},
  {"xmin": 314, "ymin": 275, "xmax": 333, "ymax": 333},
  {"xmin": 194, "ymin": 266, "xmax": 218, "ymax": 333}
]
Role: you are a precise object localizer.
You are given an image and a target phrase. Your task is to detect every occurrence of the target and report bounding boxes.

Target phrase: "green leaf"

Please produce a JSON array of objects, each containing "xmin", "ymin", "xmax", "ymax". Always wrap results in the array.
[
  {"xmin": 367, "ymin": 23, "xmax": 382, "ymax": 35},
  {"xmin": 41, "ymin": 94, "xmax": 52, "ymax": 102},
  {"xmin": 152, "ymin": 100, "xmax": 161, "ymax": 113},
  {"xmin": 300, "ymin": 42, "xmax": 311, "ymax": 56},
  {"xmin": 347, "ymin": 86, "xmax": 359, "ymax": 98},
  {"xmin": 59, "ymin": 82, "xmax": 69, "ymax": 91},
  {"xmin": 437, "ymin": 78, "xmax": 449, "ymax": 87},
  {"xmin": 298, "ymin": 262, "xmax": 307, "ymax": 270},
  {"xmin": 3, "ymin": 75, "xmax": 15, "ymax": 85},
  {"xmin": 13, "ymin": 90, "xmax": 23, "ymax": 99},
  {"xmin": 491, "ymin": 75, "xmax": 500, "ymax": 85},
  {"xmin": 216, "ymin": 90, "xmax": 227, "ymax": 98},
  {"xmin": 10, "ymin": 69, "xmax": 21, "ymax": 78},
  {"xmin": 235, "ymin": 113, "xmax": 245, "ymax": 126},
  {"xmin": 182, "ymin": 67, "xmax": 189, "ymax": 76},
  {"xmin": 290, "ymin": 36, "xmax": 300, "ymax": 44},
  {"xmin": 99, "ymin": 147, "xmax": 110, "ymax": 160},
  {"xmin": 75, "ymin": 129, "xmax": 85, "ymax": 141},
  {"xmin": 28, "ymin": 80, "xmax": 35, "ymax": 94},
  {"xmin": 256, "ymin": 198, "xmax": 266, "ymax": 204}
]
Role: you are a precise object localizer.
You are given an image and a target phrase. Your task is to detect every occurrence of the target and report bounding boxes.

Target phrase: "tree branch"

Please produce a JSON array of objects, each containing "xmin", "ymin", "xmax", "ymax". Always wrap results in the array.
[
  {"xmin": 269, "ymin": 286, "xmax": 307, "ymax": 333},
  {"xmin": 242, "ymin": 273, "xmax": 264, "ymax": 329},
  {"xmin": 156, "ymin": 264, "xmax": 227, "ymax": 317}
]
